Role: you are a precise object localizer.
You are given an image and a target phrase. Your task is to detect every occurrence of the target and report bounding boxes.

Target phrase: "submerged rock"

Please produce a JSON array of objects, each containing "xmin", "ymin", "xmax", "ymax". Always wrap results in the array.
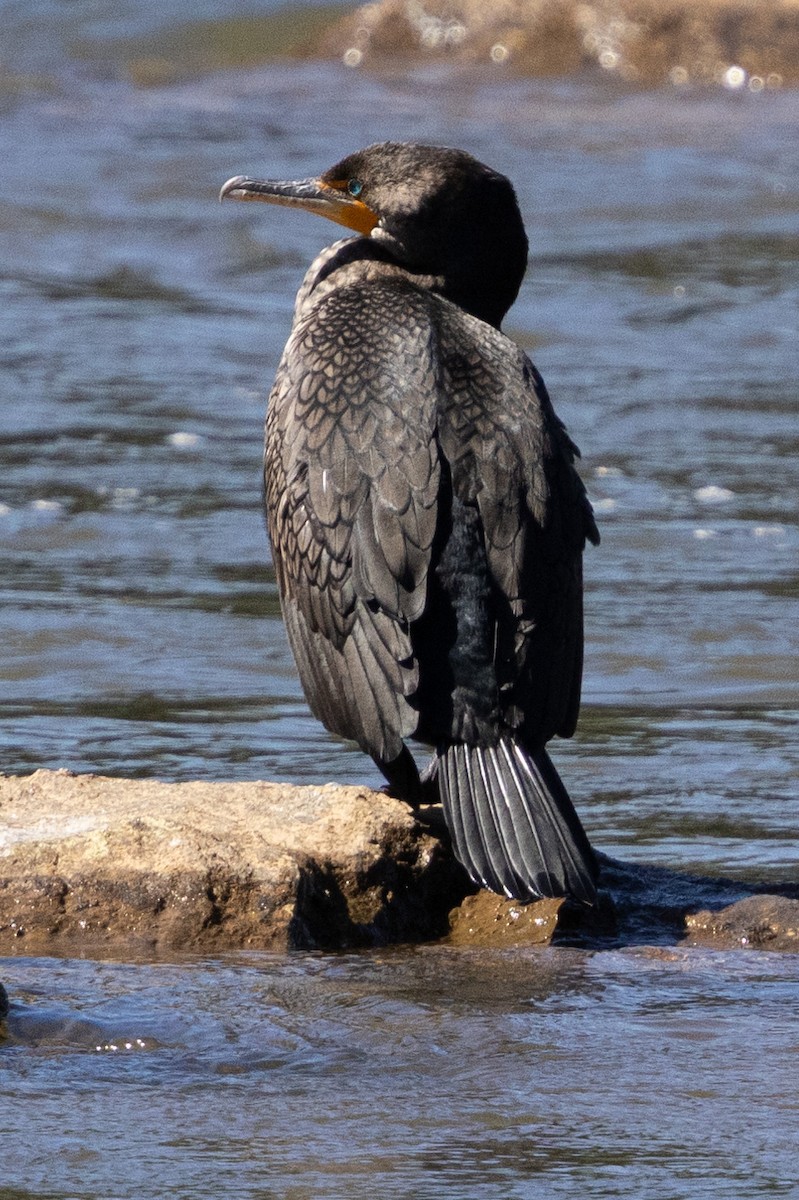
[
  {"xmin": 599, "ymin": 855, "xmax": 799, "ymax": 951},
  {"xmin": 685, "ymin": 894, "xmax": 799, "ymax": 951},
  {"xmin": 323, "ymin": 0, "xmax": 798, "ymax": 87}
]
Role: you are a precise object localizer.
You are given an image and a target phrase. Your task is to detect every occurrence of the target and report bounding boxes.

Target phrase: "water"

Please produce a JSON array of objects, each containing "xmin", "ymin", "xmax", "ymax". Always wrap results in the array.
[
  {"xmin": 1, "ymin": 2, "xmax": 798, "ymax": 1196},
  {"xmin": 3, "ymin": 947, "xmax": 799, "ymax": 1199}
]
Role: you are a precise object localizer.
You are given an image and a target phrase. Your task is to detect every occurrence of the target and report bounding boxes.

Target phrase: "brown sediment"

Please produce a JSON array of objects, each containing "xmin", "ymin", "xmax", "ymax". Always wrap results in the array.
[{"xmin": 321, "ymin": 0, "xmax": 798, "ymax": 87}]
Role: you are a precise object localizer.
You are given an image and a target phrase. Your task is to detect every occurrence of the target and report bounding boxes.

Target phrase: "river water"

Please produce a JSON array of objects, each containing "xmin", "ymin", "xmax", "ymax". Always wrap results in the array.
[{"xmin": 1, "ymin": 2, "xmax": 798, "ymax": 1196}]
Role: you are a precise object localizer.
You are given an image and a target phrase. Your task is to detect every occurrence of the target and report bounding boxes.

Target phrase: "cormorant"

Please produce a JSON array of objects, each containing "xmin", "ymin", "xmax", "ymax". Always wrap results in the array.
[{"xmin": 220, "ymin": 141, "xmax": 600, "ymax": 904}]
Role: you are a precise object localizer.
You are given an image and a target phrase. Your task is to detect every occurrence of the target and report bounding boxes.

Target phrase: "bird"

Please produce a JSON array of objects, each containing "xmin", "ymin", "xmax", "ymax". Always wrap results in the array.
[{"xmin": 220, "ymin": 141, "xmax": 600, "ymax": 905}]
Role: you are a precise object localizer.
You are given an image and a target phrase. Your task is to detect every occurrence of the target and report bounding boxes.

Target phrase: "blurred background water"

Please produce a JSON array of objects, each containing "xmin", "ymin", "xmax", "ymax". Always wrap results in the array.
[{"xmin": 1, "ymin": 1, "xmax": 798, "ymax": 1196}]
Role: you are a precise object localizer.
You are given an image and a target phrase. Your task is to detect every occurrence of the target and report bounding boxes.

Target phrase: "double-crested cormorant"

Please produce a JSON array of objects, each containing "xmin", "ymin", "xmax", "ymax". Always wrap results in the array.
[{"xmin": 221, "ymin": 142, "xmax": 600, "ymax": 904}]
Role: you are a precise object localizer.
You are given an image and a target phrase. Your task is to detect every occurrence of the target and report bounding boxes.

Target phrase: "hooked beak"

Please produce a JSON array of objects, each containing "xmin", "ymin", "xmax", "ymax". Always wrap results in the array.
[{"xmin": 219, "ymin": 174, "xmax": 379, "ymax": 236}]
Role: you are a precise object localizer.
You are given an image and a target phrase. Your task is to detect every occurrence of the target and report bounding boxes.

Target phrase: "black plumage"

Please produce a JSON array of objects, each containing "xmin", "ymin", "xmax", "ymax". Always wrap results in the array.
[{"xmin": 220, "ymin": 141, "xmax": 600, "ymax": 904}]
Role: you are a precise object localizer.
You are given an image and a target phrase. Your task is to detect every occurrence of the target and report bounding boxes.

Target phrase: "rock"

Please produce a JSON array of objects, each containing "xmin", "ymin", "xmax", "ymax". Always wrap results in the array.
[
  {"xmin": 447, "ymin": 891, "xmax": 565, "ymax": 947},
  {"xmin": 0, "ymin": 981, "xmax": 8, "ymax": 1019},
  {"xmin": 0, "ymin": 769, "xmax": 468, "ymax": 955},
  {"xmin": 322, "ymin": 0, "xmax": 799, "ymax": 87},
  {"xmin": 685, "ymin": 894, "xmax": 799, "ymax": 951},
  {"xmin": 1, "ymin": 770, "xmax": 617, "ymax": 958},
  {"xmin": 4, "ymin": 770, "xmax": 796, "ymax": 957}
]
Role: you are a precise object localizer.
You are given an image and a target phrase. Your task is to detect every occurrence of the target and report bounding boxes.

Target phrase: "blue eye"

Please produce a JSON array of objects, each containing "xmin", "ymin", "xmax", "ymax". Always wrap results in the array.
[{"xmin": 347, "ymin": 179, "xmax": 363, "ymax": 197}]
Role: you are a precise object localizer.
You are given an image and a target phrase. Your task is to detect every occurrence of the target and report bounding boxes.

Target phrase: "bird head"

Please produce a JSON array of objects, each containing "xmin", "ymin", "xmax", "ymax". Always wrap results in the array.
[{"xmin": 220, "ymin": 141, "xmax": 529, "ymax": 328}]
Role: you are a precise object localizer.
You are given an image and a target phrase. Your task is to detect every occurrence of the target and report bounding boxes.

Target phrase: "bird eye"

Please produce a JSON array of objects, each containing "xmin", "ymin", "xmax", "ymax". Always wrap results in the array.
[{"xmin": 347, "ymin": 179, "xmax": 363, "ymax": 197}]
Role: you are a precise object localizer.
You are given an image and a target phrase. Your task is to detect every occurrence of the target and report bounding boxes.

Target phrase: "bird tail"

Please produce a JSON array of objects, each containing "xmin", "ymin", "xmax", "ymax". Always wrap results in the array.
[{"xmin": 437, "ymin": 740, "xmax": 598, "ymax": 905}]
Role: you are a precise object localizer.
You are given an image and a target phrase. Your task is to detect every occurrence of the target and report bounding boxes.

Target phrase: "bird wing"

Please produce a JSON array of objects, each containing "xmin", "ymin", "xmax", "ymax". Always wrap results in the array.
[
  {"xmin": 437, "ymin": 310, "xmax": 599, "ymax": 747},
  {"xmin": 264, "ymin": 276, "xmax": 441, "ymax": 765}
]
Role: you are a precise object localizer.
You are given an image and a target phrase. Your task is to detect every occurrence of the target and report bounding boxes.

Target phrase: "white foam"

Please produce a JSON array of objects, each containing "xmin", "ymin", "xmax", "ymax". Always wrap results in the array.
[
  {"xmin": 595, "ymin": 465, "xmax": 623, "ymax": 478},
  {"xmin": 167, "ymin": 431, "xmax": 203, "ymax": 449},
  {"xmin": 694, "ymin": 485, "xmax": 734, "ymax": 504}
]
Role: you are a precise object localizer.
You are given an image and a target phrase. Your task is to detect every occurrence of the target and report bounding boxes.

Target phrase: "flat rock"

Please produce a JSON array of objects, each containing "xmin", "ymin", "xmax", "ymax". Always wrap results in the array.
[{"xmin": 0, "ymin": 769, "xmax": 469, "ymax": 955}]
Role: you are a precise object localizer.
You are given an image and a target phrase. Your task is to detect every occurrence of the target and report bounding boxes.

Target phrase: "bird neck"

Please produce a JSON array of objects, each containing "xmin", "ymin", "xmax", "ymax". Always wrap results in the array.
[
  {"xmin": 436, "ymin": 228, "xmax": 528, "ymax": 329},
  {"xmin": 298, "ymin": 236, "xmax": 521, "ymax": 331}
]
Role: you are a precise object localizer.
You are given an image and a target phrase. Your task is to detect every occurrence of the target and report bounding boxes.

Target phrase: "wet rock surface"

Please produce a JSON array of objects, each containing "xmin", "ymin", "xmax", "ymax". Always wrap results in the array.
[
  {"xmin": 685, "ymin": 894, "xmax": 799, "ymax": 951},
  {"xmin": 322, "ymin": 0, "xmax": 798, "ymax": 87},
  {"xmin": 447, "ymin": 892, "xmax": 566, "ymax": 947},
  {"xmin": 1, "ymin": 770, "xmax": 797, "ymax": 957}
]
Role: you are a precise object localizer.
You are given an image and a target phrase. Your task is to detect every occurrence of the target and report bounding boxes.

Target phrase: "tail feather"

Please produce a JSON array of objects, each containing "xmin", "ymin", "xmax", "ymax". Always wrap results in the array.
[
  {"xmin": 441, "ymin": 748, "xmax": 503, "ymax": 895},
  {"xmin": 479, "ymin": 746, "xmax": 533, "ymax": 896},
  {"xmin": 438, "ymin": 740, "xmax": 598, "ymax": 905},
  {"xmin": 462, "ymin": 745, "xmax": 518, "ymax": 897}
]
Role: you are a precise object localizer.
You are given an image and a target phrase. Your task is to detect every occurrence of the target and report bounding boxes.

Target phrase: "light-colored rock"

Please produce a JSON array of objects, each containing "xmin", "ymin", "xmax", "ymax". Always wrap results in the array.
[{"xmin": 0, "ymin": 769, "xmax": 466, "ymax": 955}]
